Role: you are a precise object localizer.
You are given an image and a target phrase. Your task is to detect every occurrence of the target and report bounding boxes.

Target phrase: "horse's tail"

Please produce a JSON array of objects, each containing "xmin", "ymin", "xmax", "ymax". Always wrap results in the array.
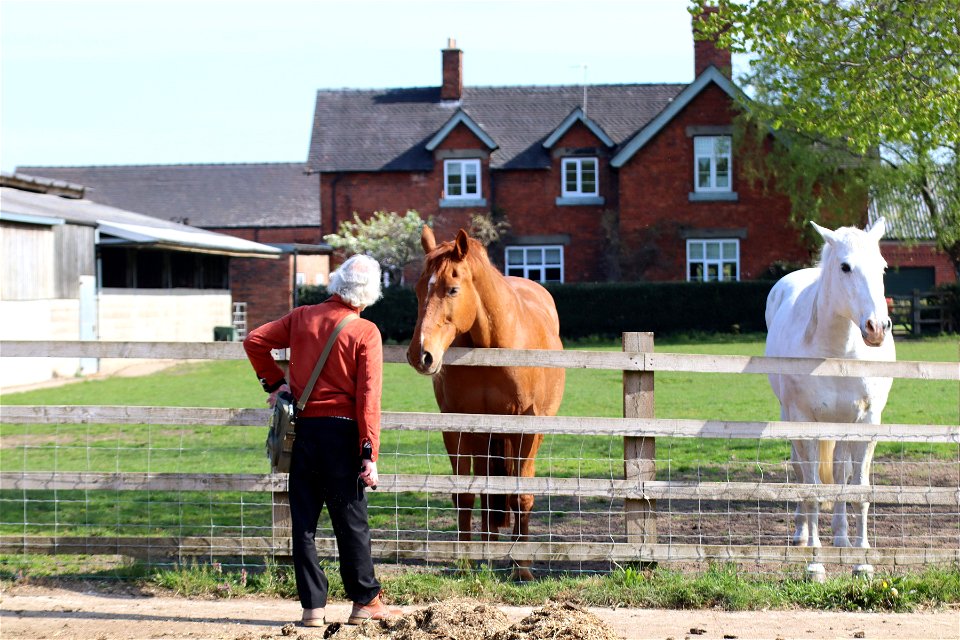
[
  {"xmin": 489, "ymin": 437, "xmax": 511, "ymax": 530},
  {"xmin": 819, "ymin": 440, "xmax": 835, "ymax": 510}
]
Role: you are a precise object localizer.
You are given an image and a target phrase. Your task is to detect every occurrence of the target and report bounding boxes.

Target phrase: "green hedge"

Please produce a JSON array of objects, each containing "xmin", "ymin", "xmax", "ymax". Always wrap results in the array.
[
  {"xmin": 545, "ymin": 282, "xmax": 774, "ymax": 339},
  {"xmin": 298, "ymin": 281, "xmax": 774, "ymax": 341}
]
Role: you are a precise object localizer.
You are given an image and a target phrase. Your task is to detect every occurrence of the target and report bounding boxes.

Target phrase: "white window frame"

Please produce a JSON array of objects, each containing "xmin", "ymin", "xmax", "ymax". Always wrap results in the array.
[
  {"xmin": 443, "ymin": 159, "xmax": 482, "ymax": 200},
  {"xmin": 504, "ymin": 245, "xmax": 564, "ymax": 283},
  {"xmin": 561, "ymin": 157, "xmax": 599, "ymax": 197},
  {"xmin": 686, "ymin": 238, "xmax": 740, "ymax": 282},
  {"xmin": 693, "ymin": 136, "xmax": 732, "ymax": 193}
]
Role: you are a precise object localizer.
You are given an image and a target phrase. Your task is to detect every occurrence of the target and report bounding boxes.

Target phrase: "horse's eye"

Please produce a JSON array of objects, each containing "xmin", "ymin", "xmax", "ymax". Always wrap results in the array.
[
  {"xmin": 841, "ymin": 263, "xmax": 851, "ymax": 273},
  {"xmin": 448, "ymin": 286, "xmax": 460, "ymax": 297}
]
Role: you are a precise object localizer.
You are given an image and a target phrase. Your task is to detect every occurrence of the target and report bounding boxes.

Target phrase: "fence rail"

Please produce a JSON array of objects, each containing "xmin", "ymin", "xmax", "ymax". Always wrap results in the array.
[{"xmin": 1, "ymin": 339, "xmax": 957, "ymax": 570}]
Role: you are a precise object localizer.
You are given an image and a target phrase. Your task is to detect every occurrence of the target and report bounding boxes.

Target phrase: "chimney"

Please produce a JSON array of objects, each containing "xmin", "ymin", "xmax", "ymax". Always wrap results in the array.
[
  {"xmin": 693, "ymin": 6, "xmax": 731, "ymax": 77},
  {"xmin": 441, "ymin": 38, "xmax": 463, "ymax": 101}
]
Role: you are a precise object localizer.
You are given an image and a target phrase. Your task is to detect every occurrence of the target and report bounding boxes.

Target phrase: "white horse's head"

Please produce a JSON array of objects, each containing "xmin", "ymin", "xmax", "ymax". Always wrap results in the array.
[{"xmin": 811, "ymin": 217, "xmax": 892, "ymax": 347}]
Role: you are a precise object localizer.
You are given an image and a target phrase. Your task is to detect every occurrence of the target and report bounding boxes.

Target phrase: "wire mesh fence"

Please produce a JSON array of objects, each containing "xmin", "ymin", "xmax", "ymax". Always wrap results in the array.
[{"xmin": 1, "ymin": 339, "xmax": 957, "ymax": 578}]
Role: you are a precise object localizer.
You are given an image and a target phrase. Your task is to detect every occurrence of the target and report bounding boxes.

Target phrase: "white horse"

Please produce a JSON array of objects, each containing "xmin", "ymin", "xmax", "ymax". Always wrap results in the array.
[{"xmin": 765, "ymin": 218, "xmax": 895, "ymax": 549}]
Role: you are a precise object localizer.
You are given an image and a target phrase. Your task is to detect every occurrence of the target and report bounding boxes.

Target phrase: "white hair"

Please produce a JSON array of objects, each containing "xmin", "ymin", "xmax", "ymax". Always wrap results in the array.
[{"xmin": 328, "ymin": 254, "xmax": 383, "ymax": 309}]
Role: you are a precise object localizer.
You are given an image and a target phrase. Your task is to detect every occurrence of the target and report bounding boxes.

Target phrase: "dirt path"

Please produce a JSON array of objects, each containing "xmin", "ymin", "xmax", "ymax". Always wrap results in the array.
[{"xmin": 1, "ymin": 585, "xmax": 957, "ymax": 640}]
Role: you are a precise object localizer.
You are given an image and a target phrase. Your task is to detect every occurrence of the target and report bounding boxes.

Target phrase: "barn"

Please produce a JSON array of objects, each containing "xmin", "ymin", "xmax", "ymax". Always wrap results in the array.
[{"xmin": 0, "ymin": 172, "xmax": 281, "ymax": 388}]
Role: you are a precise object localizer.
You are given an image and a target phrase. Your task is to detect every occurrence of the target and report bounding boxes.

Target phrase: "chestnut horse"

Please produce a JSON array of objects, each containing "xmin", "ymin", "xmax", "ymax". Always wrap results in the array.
[{"xmin": 407, "ymin": 226, "xmax": 565, "ymax": 580}]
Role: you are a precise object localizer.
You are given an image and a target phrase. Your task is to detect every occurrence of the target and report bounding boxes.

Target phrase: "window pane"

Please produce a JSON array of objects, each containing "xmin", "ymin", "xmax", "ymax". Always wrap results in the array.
[
  {"xmin": 528, "ymin": 269, "xmax": 542, "ymax": 281},
  {"xmin": 694, "ymin": 137, "xmax": 713, "ymax": 156},
  {"xmin": 465, "ymin": 172, "xmax": 477, "ymax": 194},
  {"xmin": 706, "ymin": 264, "xmax": 719, "ymax": 281},
  {"xmin": 507, "ymin": 268, "xmax": 523, "ymax": 277},
  {"xmin": 506, "ymin": 249, "xmax": 522, "ymax": 265},
  {"xmin": 722, "ymin": 263, "xmax": 737, "ymax": 280},
  {"xmin": 447, "ymin": 175, "xmax": 461, "ymax": 196},
  {"xmin": 545, "ymin": 248, "xmax": 561, "ymax": 264},
  {"xmin": 527, "ymin": 250, "xmax": 543, "ymax": 265},
  {"xmin": 581, "ymin": 176, "xmax": 596, "ymax": 194},
  {"xmin": 447, "ymin": 162, "xmax": 461, "ymax": 177},
  {"xmin": 716, "ymin": 136, "xmax": 731, "ymax": 155},
  {"xmin": 716, "ymin": 158, "xmax": 729, "ymax": 187},
  {"xmin": 722, "ymin": 241, "xmax": 737, "ymax": 259},
  {"xmin": 697, "ymin": 159, "xmax": 711, "ymax": 187},
  {"xmin": 689, "ymin": 263, "xmax": 703, "ymax": 280},
  {"xmin": 689, "ymin": 243, "xmax": 703, "ymax": 260},
  {"xmin": 706, "ymin": 242, "xmax": 720, "ymax": 259},
  {"xmin": 545, "ymin": 267, "xmax": 561, "ymax": 281},
  {"xmin": 565, "ymin": 165, "xmax": 577, "ymax": 190}
]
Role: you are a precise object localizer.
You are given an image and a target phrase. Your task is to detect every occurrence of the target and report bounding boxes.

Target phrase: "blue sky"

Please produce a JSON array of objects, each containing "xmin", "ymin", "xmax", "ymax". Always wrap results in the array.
[{"xmin": 1, "ymin": 0, "xmax": 741, "ymax": 172}]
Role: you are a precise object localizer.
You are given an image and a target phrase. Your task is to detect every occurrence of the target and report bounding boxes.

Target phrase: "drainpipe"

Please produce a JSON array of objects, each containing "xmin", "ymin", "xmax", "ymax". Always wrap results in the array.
[{"xmin": 291, "ymin": 246, "xmax": 299, "ymax": 309}]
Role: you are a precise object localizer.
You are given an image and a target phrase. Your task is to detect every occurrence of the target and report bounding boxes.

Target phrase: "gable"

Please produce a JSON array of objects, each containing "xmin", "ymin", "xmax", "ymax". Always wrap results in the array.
[{"xmin": 611, "ymin": 67, "xmax": 745, "ymax": 168}]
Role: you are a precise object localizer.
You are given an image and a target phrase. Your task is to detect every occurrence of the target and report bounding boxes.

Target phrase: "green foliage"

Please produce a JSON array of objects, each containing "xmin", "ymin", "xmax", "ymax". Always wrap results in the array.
[
  {"xmin": 692, "ymin": 1, "xmax": 960, "ymax": 272},
  {"xmin": 323, "ymin": 210, "xmax": 429, "ymax": 285},
  {"xmin": 692, "ymin": 1, "xmax": 960, "ymax": 153},
  {"xmin": 151, "ymin": 560, "xmax": 298, "ymax": 599}
]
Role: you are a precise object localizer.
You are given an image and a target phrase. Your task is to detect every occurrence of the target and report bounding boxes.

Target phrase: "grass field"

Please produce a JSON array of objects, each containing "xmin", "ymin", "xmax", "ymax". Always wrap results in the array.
[
  {"xmin": 1, "ymin": 334, "xmax": 958, "ymax": 609},
  {"xmin": 0, "ymin": 335, "xmax": 956, "ymax": 538}
]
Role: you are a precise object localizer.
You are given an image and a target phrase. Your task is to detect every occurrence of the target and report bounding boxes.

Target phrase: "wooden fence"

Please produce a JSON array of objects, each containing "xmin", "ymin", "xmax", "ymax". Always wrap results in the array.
[
  {"xmin": 1, "ymin": 337, "xmax": 958, "ymax": 569},
  {"xmin": 889, "ymin": 290, "xmax": 956, "ymax": 336}
]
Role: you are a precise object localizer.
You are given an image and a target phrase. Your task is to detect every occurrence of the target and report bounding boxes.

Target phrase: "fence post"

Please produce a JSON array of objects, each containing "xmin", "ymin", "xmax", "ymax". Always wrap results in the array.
[
  {"xmin": 912, "ymin": 289, "xmax": 922, "ymax": 337},
  {"xmin": 623, "ymin": 332, "xmax": 656, "ymax": 545},
  {"xmin": 272, "ymin": 354, "xmax": 292, "ymax": 550}
]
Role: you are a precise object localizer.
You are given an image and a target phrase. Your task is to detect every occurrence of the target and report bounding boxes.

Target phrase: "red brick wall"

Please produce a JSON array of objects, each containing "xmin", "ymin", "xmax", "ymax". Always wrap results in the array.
[
  {"xmin": 495, "ymin": 121, "xmax": 614, "ymax": 281},
  {"xmin": 318, "ymin": 86, "xmax": 813, "ymax": 284},
  {"xmin": 230, "ymin": 255, "xmax": 293, "ymax": 332},
  {"xmin": 205, "ymin": 226, "xmax": 321, "ymax": 333},
  {"xmin": 618, "ymin": 83, "xmax": 808, "ymax": 281},
  {"xmin": 881, "ymin": 241, "xmax": 957, "ymax": 285}
]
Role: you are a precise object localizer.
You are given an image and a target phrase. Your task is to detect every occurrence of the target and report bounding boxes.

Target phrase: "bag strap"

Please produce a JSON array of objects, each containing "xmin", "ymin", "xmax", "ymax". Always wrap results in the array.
[{"xmin": 296, "ymin": 313, "xmax": 358, "ymax": 413}]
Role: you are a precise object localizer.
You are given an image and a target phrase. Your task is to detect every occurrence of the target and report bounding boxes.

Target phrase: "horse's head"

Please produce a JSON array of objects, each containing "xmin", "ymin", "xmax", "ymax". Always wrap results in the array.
[
  {"xmin": 812, "ymin": 217, "xmax": 892, "ymax": 347},
  {"xmin": 407, "ymin": 226, "xmax": 484, "ymax": 375}
]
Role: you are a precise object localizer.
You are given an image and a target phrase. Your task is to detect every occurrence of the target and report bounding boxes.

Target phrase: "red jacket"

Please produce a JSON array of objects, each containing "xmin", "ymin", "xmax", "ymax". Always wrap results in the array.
[{"xmin": 243, "ymin": 296, "xmax": 383, "ymax": 461}]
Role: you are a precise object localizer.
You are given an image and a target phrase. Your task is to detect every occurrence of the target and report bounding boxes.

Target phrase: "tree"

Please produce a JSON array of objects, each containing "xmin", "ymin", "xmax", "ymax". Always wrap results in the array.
[
  {"xmin": 692, "ymin": 0, "xmax": 960, "ymax": 275},
  {"xmin": 323, "ymin": 210, "xmax": 430, "ymax": 286}
]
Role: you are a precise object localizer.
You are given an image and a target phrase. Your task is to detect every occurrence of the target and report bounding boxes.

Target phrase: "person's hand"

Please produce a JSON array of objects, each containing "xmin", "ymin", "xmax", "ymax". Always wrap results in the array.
[
  {"xmin": 359, "ymin": 459, "xmax": 378, "ymax": 489},
  {"xmin": 267, "ymin": 383, "xmax": 292, "ymax": 408}
]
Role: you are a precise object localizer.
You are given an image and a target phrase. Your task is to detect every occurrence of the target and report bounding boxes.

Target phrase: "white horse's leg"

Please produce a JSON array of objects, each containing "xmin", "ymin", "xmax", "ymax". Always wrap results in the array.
[
  {"xmin": 849, "ymin": 441, "xmax": 876, "ymax": 548},
  {"xmin": 792, "ymin": 439, "xmax": 822, "ymax": 547},
  {"xmin": 789, "ymin": 443, "xmax": 808, "ymax": 546},
  {"xmin": 831, "ymin": 442, "xmax": 853, "ymax": 547}
]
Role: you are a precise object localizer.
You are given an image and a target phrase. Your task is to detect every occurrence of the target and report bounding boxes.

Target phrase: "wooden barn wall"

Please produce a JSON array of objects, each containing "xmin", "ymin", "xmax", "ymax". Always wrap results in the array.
[
  {"xmin": 54, "ymin": 224, "xmax": 96, "ymax": 298},
  {"xmin": 0, "ymin": 222, "xmax": 56, "ymax": 300}
]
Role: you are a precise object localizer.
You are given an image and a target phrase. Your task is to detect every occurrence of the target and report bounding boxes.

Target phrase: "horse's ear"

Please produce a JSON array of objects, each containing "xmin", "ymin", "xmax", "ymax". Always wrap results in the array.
[
  {"xmin": 454, "ymin": 228, "xmax": 470, "ymax": 260},
  {"xmin": 810, "ymin": 220, "xmax": 837, "ymax": 246},
  {"xmin": 866, "ymin": 217, "xmax": 886, "ymax": 242},
  {"xmin": 421, "ymin": 225, "xmax": 436, "ymax": 254}
]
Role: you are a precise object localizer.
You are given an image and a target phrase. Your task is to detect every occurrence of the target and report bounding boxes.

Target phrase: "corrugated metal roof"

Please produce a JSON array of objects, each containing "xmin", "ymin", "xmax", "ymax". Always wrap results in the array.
[{"xmin": 0, "ymin": 187, "xmax": 281, "ymax": 258}]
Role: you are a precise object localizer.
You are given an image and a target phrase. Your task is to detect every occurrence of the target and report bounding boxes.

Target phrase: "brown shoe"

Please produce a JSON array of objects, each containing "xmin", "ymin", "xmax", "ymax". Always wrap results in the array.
[
  {"xmin": 301, "ymin": 607, "xmax": 325, "ymax": 627},
  {"xmin": 347, "ymin": 594, "xmax": 402, "ymax": 624}
]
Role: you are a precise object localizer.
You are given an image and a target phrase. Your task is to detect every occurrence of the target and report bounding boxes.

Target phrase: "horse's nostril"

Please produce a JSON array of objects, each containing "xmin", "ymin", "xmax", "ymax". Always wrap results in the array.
[
  {"xmin": 421, "ymin": 352, "xmax": 433, "ymax": 369},
  {"xmin": 883, "ymin": 318, "xmax": 892, "ymax": 331}
]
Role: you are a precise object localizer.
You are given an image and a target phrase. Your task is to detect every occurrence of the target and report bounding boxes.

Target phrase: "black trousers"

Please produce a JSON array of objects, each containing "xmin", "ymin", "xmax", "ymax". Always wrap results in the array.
[{"xmin": 288, "ymin": 417, "xmax": 380, "ymax": 609}]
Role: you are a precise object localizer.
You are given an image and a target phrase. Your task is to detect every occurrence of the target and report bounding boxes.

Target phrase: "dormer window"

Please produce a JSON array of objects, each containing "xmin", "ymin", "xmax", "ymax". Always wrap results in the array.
[
  {"xmin": 562, "ymin": 157, "xmax": 598, "ymax": 197},
  {"xmin": 444, "ymin": 159, "xmax": 481, "ymax": 199},
  {"xmin": 694, "ymin": 136, "xmax": 731, "ymax": 192}
]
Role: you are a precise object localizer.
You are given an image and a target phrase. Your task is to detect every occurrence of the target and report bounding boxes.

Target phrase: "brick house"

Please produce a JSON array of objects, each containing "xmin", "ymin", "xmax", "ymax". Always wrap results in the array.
[
  {"xmin": 15, "ymin": 163, "xmax": 329, "ymax": 332},
  {"xmin": 305, "ymin": 34, "xmax": 808, "ymax": 285}
]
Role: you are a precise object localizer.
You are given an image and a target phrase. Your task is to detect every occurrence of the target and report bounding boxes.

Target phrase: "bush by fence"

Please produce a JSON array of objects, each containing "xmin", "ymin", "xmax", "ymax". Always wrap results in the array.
[{"xmin": 299, "ymin": 281, "xmax": 775, "ymax": 341}]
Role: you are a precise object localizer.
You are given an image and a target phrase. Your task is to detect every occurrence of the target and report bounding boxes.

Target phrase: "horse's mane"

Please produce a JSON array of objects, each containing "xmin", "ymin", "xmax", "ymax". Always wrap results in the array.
[
  {"xmin": 424, "ymin": 235, "xmax": 494, "ymax": 273},
  {"xmin": 814, "ymin": 226, "xmax": 871, "ymax": 269}
]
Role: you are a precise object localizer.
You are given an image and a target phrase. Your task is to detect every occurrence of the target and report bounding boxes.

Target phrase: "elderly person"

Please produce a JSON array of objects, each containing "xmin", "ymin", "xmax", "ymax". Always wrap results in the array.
[{"xmin": 243, "ymin": 254, "xmax": 400, "ymax": 627}]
